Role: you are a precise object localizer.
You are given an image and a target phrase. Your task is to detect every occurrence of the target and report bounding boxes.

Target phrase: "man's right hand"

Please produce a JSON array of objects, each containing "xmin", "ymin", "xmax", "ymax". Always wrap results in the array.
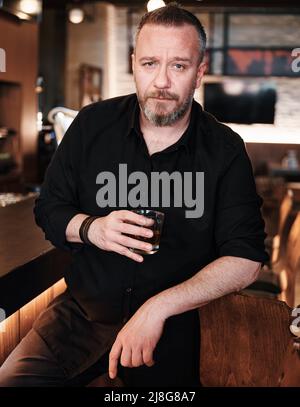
[{"xmin": 87, "ymin": 210, "xmax": 154, "ymax": 262}]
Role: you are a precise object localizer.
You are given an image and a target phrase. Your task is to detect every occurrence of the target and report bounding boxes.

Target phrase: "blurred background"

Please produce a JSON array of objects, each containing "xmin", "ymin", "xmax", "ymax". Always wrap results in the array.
[
  {"xmin": 0, "ymin": 0, "xmax": 300, "ymax": 386},
  {"xmin": 0, "ymin": 0, "xmax": 300, "ymax": 190}
]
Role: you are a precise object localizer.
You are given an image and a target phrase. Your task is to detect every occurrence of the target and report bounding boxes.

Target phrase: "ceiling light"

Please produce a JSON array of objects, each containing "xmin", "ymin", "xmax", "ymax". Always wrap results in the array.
[
  {"xmin": 147, "ymin": 0, "xmax": 166, "ymax": 12},
  {"xmin": 19, "ymin": 0, "xmax": 41, "ymax": 15},
  {"xmin": 69, "ymin": 7, "xmax": 84, "ymax": 24}
]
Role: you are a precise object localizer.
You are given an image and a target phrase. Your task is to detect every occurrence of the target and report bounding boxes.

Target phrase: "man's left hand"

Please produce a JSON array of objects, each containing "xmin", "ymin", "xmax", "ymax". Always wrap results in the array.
[{"xmin": 109, "ymin": 299, "xmax": 165, "ymax": 379}]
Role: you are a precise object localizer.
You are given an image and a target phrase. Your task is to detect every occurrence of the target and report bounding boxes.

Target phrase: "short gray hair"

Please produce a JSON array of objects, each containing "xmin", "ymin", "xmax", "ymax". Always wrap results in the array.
[{"xmin": 135, "ymin": 2, "xmax": 207, "ymax": 63}]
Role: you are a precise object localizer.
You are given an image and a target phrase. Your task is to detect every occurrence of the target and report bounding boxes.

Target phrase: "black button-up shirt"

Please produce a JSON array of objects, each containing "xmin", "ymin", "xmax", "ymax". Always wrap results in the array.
[{"xmin": 34, "ymin": 93, "xmax": 268, "ymax": 325}]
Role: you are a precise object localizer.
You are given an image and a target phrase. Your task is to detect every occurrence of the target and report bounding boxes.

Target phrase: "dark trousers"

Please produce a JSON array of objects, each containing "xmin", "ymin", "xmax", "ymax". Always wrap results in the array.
[{"xmin": 0, "ymin": 290, "xmax": 200, "ymax": 387}]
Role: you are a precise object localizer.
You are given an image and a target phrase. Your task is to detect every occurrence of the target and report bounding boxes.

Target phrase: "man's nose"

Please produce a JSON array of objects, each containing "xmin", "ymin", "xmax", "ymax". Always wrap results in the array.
[{"xmin": 153, "ymin": 65, "xmax": 170, "ymax": 89}]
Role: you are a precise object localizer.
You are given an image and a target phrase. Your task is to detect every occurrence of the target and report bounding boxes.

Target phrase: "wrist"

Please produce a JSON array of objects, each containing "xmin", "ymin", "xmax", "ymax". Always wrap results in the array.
[
  {"xmin": 150, "ymin": 286, "xmax": 190, "ymax": 319},
  {"xmin": 66, "ymin": 214, "xmax": 89, "ymax": 243},
  {"xmin": 79, "ymin": 216, "xmax": 99, "ymax": 245},
  {"xmin": 87, "ymin": 217, "xmax": 103, "ymax": 246},
  {"xmin": 144, "ymin": 295, "xmax": 172, "ymax": 321}
]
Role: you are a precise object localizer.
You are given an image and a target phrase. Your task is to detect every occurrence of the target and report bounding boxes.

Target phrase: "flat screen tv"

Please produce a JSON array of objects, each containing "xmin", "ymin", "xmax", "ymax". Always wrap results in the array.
[{"xmin": 203, "ymin": 80, "xmax": 277, "ymax": 124}]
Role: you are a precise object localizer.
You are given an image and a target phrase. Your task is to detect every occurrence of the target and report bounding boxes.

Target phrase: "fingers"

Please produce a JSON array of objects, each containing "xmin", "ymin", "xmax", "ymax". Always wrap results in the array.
[
  {"xmin": 118, "ymin": 210, "xmax": 154, "ymax": 227},
  {"xmin": 120, "ymin": 346, "xmax": 132, "ymax": 369},
  {"xmin": 142, "ymin": 348, "xmax": 155, "ymax": 367},
  {"xmin": 110, "ymin": 346, "xmax": 151, "ymax": 372},
  {"xmin": 109, "ymin": 242, "xmax": 144, "ymax": 262},
  {"xmin": 124, "ymin": 347, "xmax": 154, "ymax": 368},
  {"xmin": 109, "ymin": 338, "xmax": 155, "ymax": 379},
  {"xmin": 98, "ymin": 210, "xmax": 155, "ymax": 261},
  {"xmin": 117, "ymin": 234, "xmax": 153, "ymax": 253},
  {"xmin": 109, "ymin": 342, "xmax": 122, "ymax": 380},
  {"xmin": 131, "ymin": 348, "xmax": 144, "ymax": 368},
  {"xmin": 118, "ymin": 222, "xmax": 153, "ymax": 239}
]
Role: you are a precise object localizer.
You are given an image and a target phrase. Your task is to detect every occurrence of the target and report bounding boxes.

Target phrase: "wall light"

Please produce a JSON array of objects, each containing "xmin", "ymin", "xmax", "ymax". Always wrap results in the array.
[
  {"xmin": 69, "ymin": 7, "xmax": 84, "ymax": 24},
  {"xmin": 147, "ymin": 0, "xmax": 166, "ymax": 12}
]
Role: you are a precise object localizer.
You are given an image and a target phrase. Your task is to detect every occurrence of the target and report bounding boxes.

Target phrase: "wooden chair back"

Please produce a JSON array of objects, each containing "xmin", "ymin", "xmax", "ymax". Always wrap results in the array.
[
  {"xmin": 279, "ymin": 212, "xmax": 300, "ymax": 307},
  {"xmin": 198, "ymin": 292, "xmax": 296, "ymax": 386},
  {"xmin": 272, "ymin": 189, "xmax": 295, "ymax": 263}
]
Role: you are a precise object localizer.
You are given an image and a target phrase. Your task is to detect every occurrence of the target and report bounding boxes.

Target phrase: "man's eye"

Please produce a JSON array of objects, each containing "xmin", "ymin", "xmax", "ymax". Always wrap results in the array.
[
  {"xmin": 143, "ymin": 62, "xmax": 156, "ymax": 67},
  {"xmin": 173, "ymin": 64, "xmax": 185, "ymax": 71}
]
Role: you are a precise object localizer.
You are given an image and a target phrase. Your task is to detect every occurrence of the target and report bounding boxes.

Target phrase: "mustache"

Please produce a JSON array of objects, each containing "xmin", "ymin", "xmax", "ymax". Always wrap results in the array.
[{"xmin": 146, "ymin": 91, "xmax": 179, "ymax": 101}]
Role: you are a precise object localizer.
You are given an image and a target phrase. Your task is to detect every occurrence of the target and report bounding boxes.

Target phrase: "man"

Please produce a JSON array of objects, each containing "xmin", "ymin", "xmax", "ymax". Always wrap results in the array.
[{"xmin": 0, "ymin": 4, "xmax": 268, "ymax": 387}]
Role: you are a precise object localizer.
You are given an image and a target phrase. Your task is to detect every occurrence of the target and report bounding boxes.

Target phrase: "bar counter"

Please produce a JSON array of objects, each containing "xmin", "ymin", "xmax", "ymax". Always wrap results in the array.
[{"xmin": 0, "ymin": 196, "xmax": 71, "ymax": 318}]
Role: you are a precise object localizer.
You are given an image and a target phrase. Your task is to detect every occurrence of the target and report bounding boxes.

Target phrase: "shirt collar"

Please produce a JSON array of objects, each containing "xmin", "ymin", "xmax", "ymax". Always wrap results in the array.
[{"xmin": 127, "ymin": 94, "xmax": 200, "ymax": 154}]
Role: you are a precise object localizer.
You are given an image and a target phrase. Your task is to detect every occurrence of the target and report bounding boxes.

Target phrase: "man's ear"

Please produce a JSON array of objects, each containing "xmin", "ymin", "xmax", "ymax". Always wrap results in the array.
[
  {"xmin": 131, "ymin": 53, "xmax": 135, "ymax": 74},
  {"xmin": 195, "ymin": 62, "xmax": 207, "ymax": 89}
]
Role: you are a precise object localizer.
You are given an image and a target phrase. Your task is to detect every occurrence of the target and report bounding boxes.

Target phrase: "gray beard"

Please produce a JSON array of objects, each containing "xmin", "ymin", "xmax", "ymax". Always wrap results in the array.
[{"xmin": 139, "ymin": 90, "xmax": 195, "ymax": 127}]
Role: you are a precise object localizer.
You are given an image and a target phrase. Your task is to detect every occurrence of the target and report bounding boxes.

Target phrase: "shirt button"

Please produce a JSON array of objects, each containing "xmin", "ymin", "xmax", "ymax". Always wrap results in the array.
[{"xmin": 126, "ymin": 287, "xmax": 132, "ymax": 293}]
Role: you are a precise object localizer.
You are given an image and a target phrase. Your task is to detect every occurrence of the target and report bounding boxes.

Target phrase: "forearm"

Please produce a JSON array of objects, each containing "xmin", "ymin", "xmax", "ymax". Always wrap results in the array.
[{"xmin": 150, "ymin": 256, "xmax": 261, "ymax": 320}]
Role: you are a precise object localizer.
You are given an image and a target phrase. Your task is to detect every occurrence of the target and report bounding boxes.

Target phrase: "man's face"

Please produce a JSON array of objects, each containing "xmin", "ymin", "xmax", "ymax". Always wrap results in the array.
[{"xmin": 132, "ymin": 23, "xmax": 206, "ymax": 127}]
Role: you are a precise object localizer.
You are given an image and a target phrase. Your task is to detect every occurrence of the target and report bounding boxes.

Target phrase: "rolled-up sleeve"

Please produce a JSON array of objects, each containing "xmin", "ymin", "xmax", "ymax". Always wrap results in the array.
[
  {"xmin": 214, "ymin": 139, "xmax": 269, "ymax": 263},
  {"xmin": 34, "ymin": 110, "xmax": 84, "ymax": 252}
]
